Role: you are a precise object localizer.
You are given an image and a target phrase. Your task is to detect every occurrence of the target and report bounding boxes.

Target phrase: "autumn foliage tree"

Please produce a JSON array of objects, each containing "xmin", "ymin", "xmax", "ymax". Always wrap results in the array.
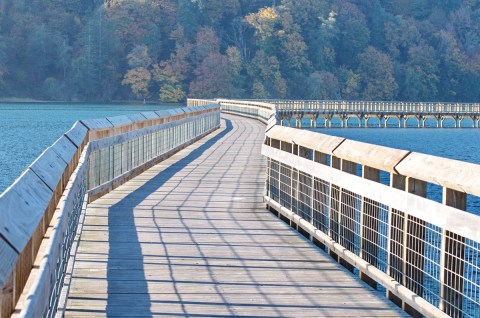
[
  {"xmin": 1, "ymin": 0, "xmax": 480, "ymax": 102},
  {"xmin": 122, "ymin": 45, "xmax": 152, "ymax": 100}
]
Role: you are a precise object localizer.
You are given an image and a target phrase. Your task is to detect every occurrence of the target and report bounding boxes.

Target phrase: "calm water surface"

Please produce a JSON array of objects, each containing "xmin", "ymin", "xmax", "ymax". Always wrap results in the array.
[
  {"xmin": 311, "ymin": 128, "xmax": 480, "ymax": 164},
  {"xmin": 0, "ymin": 103, "xmax": 180, "ymax": 193},
  {"xmin": 310, "ymin": 127, "xmax": 480, "ymax": 214}
]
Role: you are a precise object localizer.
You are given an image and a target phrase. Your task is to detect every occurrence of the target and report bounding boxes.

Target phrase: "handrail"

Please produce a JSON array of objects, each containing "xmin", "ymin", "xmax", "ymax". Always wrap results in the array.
[
  {"xmin": 189, "ymin": 98, "xmax": 480, "ymax": 317},
  {"xmin": 269, "ymin": 99, "xmax": 480, "ymax": 113},
  {"xmin": 262, "ymin": 128, "xmax": 480, "ymax": 317},
  {"xmin": 0, "ymin": 104, "xmax": 221, "ymax": 317}
]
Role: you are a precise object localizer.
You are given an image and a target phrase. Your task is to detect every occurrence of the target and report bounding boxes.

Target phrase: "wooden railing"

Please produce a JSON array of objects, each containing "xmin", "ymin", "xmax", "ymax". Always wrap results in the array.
[
  {"xmin": 252, "ymin": 99, "xmax": 480, "ymax": 114},
  {"xmin": 262, "ymin": 126, "xmax": 480, "ymax": 318},
  {"xmin": 187, "ymin": 98, "xmax": 275, "ymax": 124},
  {"xmin": 0, "ymin": 104, "xmax": 221, "ymax": 317},
  {"xmin": 188, "ymin": 98, "xmax": 480, "ymax": 318}
]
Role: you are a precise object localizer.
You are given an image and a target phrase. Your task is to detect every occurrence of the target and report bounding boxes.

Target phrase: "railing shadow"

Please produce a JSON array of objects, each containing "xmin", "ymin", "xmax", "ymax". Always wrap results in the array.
[{"xmin": 106, "ymin": 119, "xmax": 233, "ymax": 317}]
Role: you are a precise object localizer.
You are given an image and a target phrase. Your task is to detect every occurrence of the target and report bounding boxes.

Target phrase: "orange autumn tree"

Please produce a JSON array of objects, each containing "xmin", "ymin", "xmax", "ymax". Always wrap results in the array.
[{"xmin": 122, "ymin": 45, "xmax": 152, "ymax": 100}]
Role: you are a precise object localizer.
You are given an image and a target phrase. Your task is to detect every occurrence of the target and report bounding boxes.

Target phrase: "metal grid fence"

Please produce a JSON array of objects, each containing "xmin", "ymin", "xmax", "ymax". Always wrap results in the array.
[
  {"xmin": 265, "ymin": 154, "xmax": 480, "ymax": 318},
  {"xmin": 88, "ymin": 112, "xmax": 220, "ymax": 190}
]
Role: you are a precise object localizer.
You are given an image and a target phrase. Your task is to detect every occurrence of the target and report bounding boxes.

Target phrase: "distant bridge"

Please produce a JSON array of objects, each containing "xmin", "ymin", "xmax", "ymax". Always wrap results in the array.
[
  {"xmin": 1, "ymin": 99, "xmax": 479, "ymax": 318},
  {"xmin": 211, "ymin": 99, "xmax": 480, "ymax": 128}
]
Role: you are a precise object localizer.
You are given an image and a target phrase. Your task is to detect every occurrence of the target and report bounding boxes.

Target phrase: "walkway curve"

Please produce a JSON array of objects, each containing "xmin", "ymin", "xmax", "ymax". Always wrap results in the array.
[{"xmin": 65, "ymin": 114, "xmax": 406, "ymax": 317}]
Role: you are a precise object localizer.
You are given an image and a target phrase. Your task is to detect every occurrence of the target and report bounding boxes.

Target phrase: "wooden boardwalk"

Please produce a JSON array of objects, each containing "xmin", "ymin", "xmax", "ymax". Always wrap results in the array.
[{"xmin": 65, "ymin": 115, "xmax": 406, "ymax": 317}]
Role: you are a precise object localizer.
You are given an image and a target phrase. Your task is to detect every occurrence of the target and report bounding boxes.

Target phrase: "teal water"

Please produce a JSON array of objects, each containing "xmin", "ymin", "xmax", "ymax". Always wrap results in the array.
[
  {"xmin": 311, "ymin": 128, "xmax": 480, "ymax": 164},
  {"xmin": 310, "ymin": 127, "xmax": 480, "ymax": 215},
  {"xmin": 0, "ymin": 103, "xmax": 180, "ymax": 193}
]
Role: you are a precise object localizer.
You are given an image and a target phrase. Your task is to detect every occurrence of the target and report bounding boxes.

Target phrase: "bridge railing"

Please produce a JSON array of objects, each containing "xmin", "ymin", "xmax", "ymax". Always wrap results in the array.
[
  {"xmin": 216, "ymin": 99, "xmax": 275, "ymax": 124},
  {"xmin": 262, "ymin": 125, "xmax": 480, "ymax": 318},
  {"xmin": 0, "ymin": 104, "xmax": 221, "ymax": 318},
  {"xmin": 187, "ymin": 98, "xmax": 276, "ymax": 124},
  {"xmin": 186, "ymin": 98, "xmax": 216, "ymax": 107},
  {"xmin": 269, "ymin": 100, "xmax": 480, "ymax": 114}
]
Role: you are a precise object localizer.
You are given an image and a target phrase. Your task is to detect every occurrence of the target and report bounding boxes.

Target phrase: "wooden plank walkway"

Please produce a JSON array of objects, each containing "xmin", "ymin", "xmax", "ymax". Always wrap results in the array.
[{"xmin": 65, "ymin": 114, "xmax": 406, "ymax": 317}]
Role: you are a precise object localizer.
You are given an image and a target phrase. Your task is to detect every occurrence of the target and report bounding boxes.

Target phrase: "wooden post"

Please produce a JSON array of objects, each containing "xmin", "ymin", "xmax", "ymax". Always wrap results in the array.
[
  {"xmin": 0, "ymin": 271, "xmax": 14, "ymax": 318},
  {"xmin": 440, "ymin": 188, "xmax": 466, "ymax": 318}
]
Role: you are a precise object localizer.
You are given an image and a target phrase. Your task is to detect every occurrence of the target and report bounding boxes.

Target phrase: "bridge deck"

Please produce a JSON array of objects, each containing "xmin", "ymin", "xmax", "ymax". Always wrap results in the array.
[{"xmin": 65, "ymin": 114, "xmax": 406, "ymax": 317}]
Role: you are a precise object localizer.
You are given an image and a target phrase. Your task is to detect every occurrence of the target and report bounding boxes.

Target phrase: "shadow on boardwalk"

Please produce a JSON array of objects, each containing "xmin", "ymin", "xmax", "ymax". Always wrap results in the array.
[{"xmin": 106, "ymin": 120, "xmax": 233, "ymax": 317}]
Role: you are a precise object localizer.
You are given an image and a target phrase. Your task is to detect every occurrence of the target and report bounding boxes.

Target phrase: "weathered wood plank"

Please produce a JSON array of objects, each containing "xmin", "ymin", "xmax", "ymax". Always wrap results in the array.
[
  {"xmin": 0, "ymin": 169, "xmax": 52, "ymax": 253},
  {"xmin": 66, "ymin": 114, "xmax": 406, "ymax": 317}
]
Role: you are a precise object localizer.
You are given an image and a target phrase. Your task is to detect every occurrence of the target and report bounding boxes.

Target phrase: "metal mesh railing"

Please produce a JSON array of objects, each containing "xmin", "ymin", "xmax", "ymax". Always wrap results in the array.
[
  {"xmin": 88, "ymin": 112, "xmax": 220, "ymax": 190},
  {"xmin": 4, "ymin": 106, "xmax": 221, "ymax": 318},
  {"xmin": 264, "ymin": 151, "xmax": 480, "ymax": 318},
  {"xmin": 47, "ymin": 160, "xmax": 88, "ymax": 318}
]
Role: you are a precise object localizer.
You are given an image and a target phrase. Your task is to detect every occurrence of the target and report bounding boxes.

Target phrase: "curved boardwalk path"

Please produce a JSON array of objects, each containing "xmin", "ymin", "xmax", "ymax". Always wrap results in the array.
[{"xmin": 65, "ymin": 114, "xmax": 406, "ymax": 317}]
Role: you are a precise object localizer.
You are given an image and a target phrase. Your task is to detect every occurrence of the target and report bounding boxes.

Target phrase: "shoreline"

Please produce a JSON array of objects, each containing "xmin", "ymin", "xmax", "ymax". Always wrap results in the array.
[{"xmin": 0, "ymin": 97, "xmax": 183, "ymax": 106}]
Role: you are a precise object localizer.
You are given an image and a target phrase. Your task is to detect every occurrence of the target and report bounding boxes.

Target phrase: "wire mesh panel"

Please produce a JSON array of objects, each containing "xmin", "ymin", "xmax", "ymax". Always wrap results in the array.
[
  {"xmin": 312, "ymin": 177, "xmax": 330, "ymax": 234},
  {"xmin": 279, "ymin": 163, "xmax": 292, "ymax": 210},
  {"xmin": 463, "ymin": 239, "xmax": 480, "ymax": 317},
  {"xmin": 267, "ymin": 158, "xmax": 280, "ymax": 201},
  {"xmin": 297, "ymin": 171, "xmax": 312, "ymax": 222},
  {"xmin": 338, "ymin": 189, "xmax": 361, "ymax": 256},
  {"xmin": 361, "ymin": 199, "xmax": 389, "ymax": 272},
  {"xmin": 88, "ymin": 111, "xmax": 219, "ymax": 190},
  {"xmin": 263, "ymin": 142, "xmax": 480, "ymax": 318}
]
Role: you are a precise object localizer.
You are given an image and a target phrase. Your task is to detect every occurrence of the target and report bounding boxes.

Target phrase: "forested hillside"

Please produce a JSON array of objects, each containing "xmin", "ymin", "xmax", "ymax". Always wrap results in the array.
[{"xmin": 0, "ymin": 0, "xmax": 479, "ymax": 102}]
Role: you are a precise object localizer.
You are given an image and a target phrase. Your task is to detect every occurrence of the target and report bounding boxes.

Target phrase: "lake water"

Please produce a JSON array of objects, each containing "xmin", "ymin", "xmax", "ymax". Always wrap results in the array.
[
  {"xmin": 0, "ymin": 103, "xmax": 180, "ymax": 193},
  {"xmin": 1, "ymin": 104, "xmax": 479, "ymax": 213},
  {"xmin": 310, "ymin": 127, "xmax": 480, "ymax": 215}
]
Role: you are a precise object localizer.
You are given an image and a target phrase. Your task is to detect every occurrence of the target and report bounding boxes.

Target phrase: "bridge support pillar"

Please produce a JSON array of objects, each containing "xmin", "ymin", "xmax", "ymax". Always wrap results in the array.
[
  {"xmin": 325, "ymin": 116, "xmax": 332, "ymax": 128},
  {"xmin": 294, "ymin": 115, "xmax": 303, "ymax": 128},
  {"xmin": 306, "ymin": 114, "xmax": 318, "ymax": 128},
  {"xmin": 364, "ymin": 116, "xmax": 370, "ymax": 128},
  {"xmin": 340, "ymin": 114, "xmax": 346, "ymax": 128},
  {"xmin": 383, "ymin": 116, "xmax": 390, "ymax": 128}
]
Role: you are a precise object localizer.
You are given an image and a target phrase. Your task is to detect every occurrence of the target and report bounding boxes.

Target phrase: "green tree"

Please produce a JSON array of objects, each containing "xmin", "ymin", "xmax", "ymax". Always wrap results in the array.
[
  {"xmin": 307, "ymin": 71, "xmax": 340, "ymax": 100},
  {"xmin": 333, "ymin": 0, "xmax": 370, "ymax": 67},
  {"xmin": 152, "ymin": 61, "xmax": 185, "ymax": 102},
  {"xmin": 248, "ymin": 50, "xmax": 287, "ymax": 98},
  {"xmin": 402, "ymin": 44, "xmax": 439, "ymax": 101},
  {"xmin": 357, "ymin": 47, "xmax": 398, "ymax": 100}
]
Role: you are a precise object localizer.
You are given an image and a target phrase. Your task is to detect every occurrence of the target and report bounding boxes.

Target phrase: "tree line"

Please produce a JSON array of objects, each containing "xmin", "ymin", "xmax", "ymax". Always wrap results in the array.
[{"xmin": 0, "ymin": 0, "xmax": 479, "ymax": 103}]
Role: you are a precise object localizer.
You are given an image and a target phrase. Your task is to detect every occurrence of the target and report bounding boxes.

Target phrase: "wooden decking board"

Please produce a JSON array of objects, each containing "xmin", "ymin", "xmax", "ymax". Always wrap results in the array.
[{"xmin": 66, "ymin": 115, "xmax": 406, "ymax": 317}]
